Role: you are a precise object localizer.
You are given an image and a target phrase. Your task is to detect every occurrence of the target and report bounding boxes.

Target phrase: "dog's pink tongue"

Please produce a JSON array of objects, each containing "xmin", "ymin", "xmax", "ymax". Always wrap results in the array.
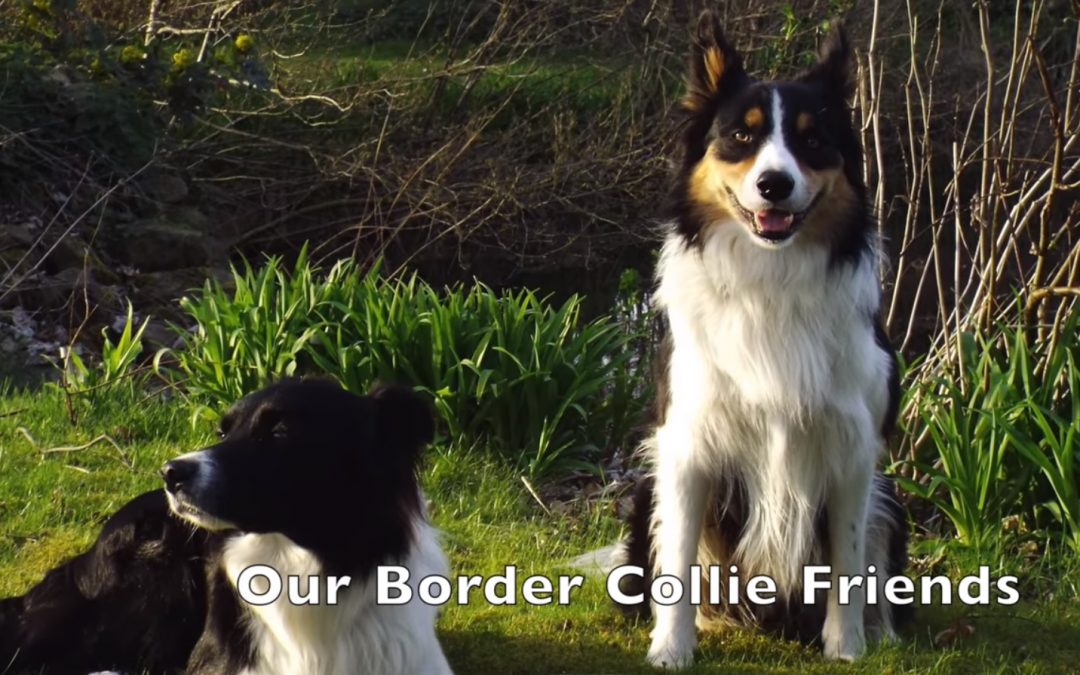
[{"xmin": 755, "ymin": 209, "xmax": 794, "ymax": 233}]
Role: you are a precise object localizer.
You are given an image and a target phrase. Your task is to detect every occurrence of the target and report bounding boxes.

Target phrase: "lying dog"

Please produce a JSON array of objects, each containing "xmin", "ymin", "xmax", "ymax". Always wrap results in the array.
[
  {"xmin": 1, "ymin": 379, "xmax": 453, "ymax": 675},
  {"xmin": 616, "ymin": 10, "xmax": 909, "ymax": 669}
]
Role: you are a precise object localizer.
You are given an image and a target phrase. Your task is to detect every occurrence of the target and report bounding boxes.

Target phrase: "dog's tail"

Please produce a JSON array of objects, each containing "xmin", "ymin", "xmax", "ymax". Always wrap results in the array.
[
  {"xmin": 615, "ymin": 475, "xmax": 655, "ymax": 621},
  {"xmin": 875, "ymin": 474, "xmax": 913, "ymax": 632},
  {"xmin": 567, "ymin": 476, "xmax": 655, "ymax": 622},
  {"xmin": 567, "ymin": 543, "xmax": 622, "ymax": 575}
]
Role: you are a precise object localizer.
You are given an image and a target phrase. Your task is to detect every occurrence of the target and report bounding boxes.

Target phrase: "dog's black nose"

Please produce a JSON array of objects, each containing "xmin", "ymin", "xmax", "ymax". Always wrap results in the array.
[
  {"xmin": 756, "ymin": 171, "xmax": 794, "ymax": 202},
  {"xmin": 161, "ymin": 459, "xmax": 198, "ymax": 493}
]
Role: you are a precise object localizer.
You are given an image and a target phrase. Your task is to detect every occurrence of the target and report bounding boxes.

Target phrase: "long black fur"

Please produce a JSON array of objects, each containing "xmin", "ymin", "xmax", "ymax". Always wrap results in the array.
[
  {"xmin": 0, "ymin": 378, "xmax": 434, "ymax": 674},
  {"xmin": 0, "ymin": 491, "xmax": 209, "ymax": 674}
]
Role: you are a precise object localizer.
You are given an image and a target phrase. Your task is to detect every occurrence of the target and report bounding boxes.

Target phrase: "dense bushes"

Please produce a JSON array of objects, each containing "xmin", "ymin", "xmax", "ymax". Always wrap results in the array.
[
  {"xmin": 161, "ymin": 250, "xmax": 648, "ymax": 480},
  {"xmin": 5, "ymin": 0, "xmax": 1078, "ymax": 552},
  {"xmin": 32, "ymin": 248, "xmax": 1080, "ymax": 555}
]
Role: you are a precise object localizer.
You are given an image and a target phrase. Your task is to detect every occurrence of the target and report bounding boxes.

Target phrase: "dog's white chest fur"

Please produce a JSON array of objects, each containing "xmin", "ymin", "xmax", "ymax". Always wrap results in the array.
[
  {"xmin": 657, "ymin": 227, "xmax": 886, "ymax": 414},
  {"xmin": 222, "ymin": 522, "xmax": 451, "ymax": 675},
  {"xmin": 653, "ymin": 226, "xmax": 891, "ymax": 588}
]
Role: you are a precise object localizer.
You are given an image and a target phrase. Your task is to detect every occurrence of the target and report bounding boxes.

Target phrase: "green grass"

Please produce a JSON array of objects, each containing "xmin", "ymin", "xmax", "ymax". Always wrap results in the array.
[
  {"xmin": 2, "ymin": 385, "xmax": 1080, "ymax": 673},
  {"xmin": 276, "ymin": 40, "xmax": 661, "ymax": 119}
]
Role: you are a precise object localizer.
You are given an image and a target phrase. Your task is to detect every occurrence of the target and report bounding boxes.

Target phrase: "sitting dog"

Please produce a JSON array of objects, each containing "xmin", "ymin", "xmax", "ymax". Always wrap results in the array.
[
  {"xmin": 0, "ymin": 378, "xmax": 453, "ymax": 675},
  {"xmin": 615, "ymin": 10, "xmax": 909, "ymax": 669}
]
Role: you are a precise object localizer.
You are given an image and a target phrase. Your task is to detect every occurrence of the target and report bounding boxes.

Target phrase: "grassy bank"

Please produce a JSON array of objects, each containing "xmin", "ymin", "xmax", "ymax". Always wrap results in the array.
[{"xmin": 2, "ymin": 384, "xmax": 1078, "ymax": 674}]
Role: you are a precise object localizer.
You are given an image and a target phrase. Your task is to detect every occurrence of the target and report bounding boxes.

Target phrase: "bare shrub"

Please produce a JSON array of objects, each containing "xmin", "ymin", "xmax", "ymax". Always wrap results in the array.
[
  {"xmin": 850, "ymin": 0, "xmax": 1080, "ymax": 460},
  {"xmin": 1, "ymin": 0, "xmax": 1076, "ymax": 389}
]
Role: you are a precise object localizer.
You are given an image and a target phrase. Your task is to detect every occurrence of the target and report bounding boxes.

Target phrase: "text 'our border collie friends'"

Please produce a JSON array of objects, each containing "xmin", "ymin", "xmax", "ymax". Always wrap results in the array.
[{"xmin": 227, "ymin": 563, "xmax": 1020, "ymax": 610}]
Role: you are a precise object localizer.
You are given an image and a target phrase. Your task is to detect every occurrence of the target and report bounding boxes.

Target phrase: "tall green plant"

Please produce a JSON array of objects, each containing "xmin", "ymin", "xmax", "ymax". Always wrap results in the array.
[
  {"xmin": 51, "ymin": 302, "xmax": 148, "ymax": 392},
  {"xmin": 161, "ymin": 247, "xmax": 327, "ymax": 412},
  {"xmin": 163, "ymin": 253, "xmax": 648, "ymax": 480},
  {"xmin": 898, "ymin": 308, "xmax": 1080, "ymax": 551}
]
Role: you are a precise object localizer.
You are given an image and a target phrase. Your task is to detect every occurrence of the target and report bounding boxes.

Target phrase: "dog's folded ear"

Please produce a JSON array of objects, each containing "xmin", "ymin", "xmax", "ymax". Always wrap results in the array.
[
  {"xmin": 682, "ymin": 9, "xmax": 745, "ymax": 114},
  {"xmin": 803, "ymin": 22, "xmax": 853, "ymax": 100},
  {"xmin": 367, "ymin": 384, "xmax": 435, "ymax": 451}
]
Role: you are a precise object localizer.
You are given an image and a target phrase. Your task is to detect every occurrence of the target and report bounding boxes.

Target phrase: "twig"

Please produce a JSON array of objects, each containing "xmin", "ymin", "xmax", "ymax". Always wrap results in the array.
[
  {"xmin": 40, "ymin": 434, "xmax": 134, "ymax": 470},
  {"xmin": 520, "ymin": 475, "xmax": 552, "ymax": 516}
]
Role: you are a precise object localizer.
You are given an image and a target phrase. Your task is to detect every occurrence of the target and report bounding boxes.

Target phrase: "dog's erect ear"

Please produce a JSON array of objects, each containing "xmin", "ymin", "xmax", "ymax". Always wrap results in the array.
[
  {"xmin": 803, "ymin": 22, "xmax": 852, "ymax": 99},
  {"xmin": 682, "ymin": 9, "xmax": 744, "ymax": 113},
  {"xmin": 368, "ymin": 384, "xmax": 435, "ymax": 451}
]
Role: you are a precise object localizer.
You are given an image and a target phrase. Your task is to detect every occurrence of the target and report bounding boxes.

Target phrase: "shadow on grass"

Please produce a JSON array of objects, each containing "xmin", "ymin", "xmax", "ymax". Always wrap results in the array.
[
  {"xmin": 440, "ymin": 625, "xmax": 655, "ymax": 675},
  {"xmin": 438, "ymin": 602, "xmax": 1080, "ymax": 674}
]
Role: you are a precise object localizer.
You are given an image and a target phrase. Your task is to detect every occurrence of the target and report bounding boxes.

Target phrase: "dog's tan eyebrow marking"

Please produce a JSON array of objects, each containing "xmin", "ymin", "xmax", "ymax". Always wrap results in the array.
[
  {"xmin": 797, "ymin": 112, "xmax": 815, "ymax": 133},
  {"xmin": 744, "ymin": 106, "xmax": 764, "ymax": 129}
]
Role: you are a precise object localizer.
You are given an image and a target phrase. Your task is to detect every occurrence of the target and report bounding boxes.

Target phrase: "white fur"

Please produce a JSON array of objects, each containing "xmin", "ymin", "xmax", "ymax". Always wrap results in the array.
[
  {"xmin": 223, "ymin": 520, "xmax": 453, "ymax": 675},
  {"xmin": 644, "ymin": 203, "xmax": 893, "ymax": 668}
]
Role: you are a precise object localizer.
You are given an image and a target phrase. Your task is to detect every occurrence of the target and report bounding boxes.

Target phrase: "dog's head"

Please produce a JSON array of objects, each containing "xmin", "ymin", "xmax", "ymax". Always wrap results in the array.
[
  {"xmin": 162, "ymin": 379, "xmax": 433, "ymax": 570},
  {"xmin": 673, "ymin": 10, "xmax": 866, "ymax": 253}
]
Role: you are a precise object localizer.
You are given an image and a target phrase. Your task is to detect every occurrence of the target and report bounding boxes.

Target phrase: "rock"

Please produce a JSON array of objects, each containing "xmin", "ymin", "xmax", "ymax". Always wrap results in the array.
[
  {"xmin": 0, "ymin": 224, "xmax": 36, "ymax": 249},
  {"xmin": 0, "ymin": 247, "xmax": 29, "ymax": 276},
  {"xmin": 84, "ymin": 250, "xmax": 121, "ymax": 285},
  {"xmin": 0, "ymin": 228, "xmax": 107, "ymax": 280},
  {"xmin": 129, "ymin": 266, "xmax": 231, "ymax": 325},
  {"xmin": 43, "ymin": 64, "xmax": 76, "ymax": 88},
  {"xmin": 142, "ymin": 318, "xmax": 181, "ymax": 350},
  {"xmin": 170, "ymin": 205, "xmax": 210, "ymax": 232},
  {"xmin": 14, "ymin": 269, "xmax": 81, "ymax": 310},
  {"xmin": 132, "ymin": 267, "xmax": 216, "ymax": 307},
  {"xmin": 41, "ymin": 234, "xmax": 87, "ymax": 273},
  {"xmin": 140, "ymin": 170, "xmax": 189, "ymax": 204},
  {"xmin": 88, "ymin": 282, "xmax": 126, "ymax": 310},
  {"xmin": 52, "ymin": 266, "xmax": 88, "ymax": 289},
  {"xmin": 10, "ymin": 266, "xmax": 125, "ymax": 314},
  {"xmin": 117, "ymin": 220, "xmax": 222, "ymax": 272}
]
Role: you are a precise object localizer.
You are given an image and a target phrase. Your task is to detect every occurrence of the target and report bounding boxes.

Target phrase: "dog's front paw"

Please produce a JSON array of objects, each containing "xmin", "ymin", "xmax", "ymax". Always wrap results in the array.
[
  {"xmin": 646, "ymin": 630, "xmax": 696, "ymax": 670},
  {"xmin": 822, "ymin": 618, "xmax": 866, "ymax": 662}
]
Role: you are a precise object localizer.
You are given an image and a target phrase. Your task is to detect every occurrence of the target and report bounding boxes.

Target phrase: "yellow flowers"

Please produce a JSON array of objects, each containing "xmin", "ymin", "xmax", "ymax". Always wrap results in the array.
[
  {"xmin": 172, "ymin": 48, "xmax": 195, "ymax": 70},
  {"xmin": 235, "ymin": 34, "xmax": 254, "ymax": 53},
  {"xmin": 120, "ymin": 45, "xmax": 144, "ymax": 65}
]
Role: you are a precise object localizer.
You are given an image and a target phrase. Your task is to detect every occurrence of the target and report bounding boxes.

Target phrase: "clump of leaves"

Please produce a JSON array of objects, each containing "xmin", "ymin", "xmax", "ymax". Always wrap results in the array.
[
  {"xmin": 898, "ymin": 307, "xmax": 1080, "ymax": 553},
  {"xmin": 50, "ymin": 302, "xmax": 148, "ymax": 393},
  {"xmin": 161, "ymin": 249, "xmax": 648, "ymax": 481}
]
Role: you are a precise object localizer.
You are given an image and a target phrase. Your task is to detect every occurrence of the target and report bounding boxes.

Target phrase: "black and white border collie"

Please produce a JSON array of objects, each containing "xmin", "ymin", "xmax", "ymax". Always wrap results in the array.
[
  {"xmin": 617, "ymin": 11, "xmax": 908, "ymax": 669},
  {"xmin": 0, "ymin": 379, "xmax": 453, "ymax": 675}
]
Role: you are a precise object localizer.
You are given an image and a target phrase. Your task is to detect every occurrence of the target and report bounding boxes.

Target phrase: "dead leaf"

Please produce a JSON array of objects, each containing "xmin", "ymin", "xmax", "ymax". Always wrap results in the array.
[{"xmin": 934, "ymin": 617, "xmax": 975, "ymax": 648}]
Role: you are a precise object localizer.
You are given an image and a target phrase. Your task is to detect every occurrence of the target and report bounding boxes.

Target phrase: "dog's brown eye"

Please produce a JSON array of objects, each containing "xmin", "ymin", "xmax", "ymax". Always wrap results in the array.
[
  {"xmin": 805, "ymin": 135, "xmax": 820, "ymax": 149},
  {"xmin": 732, "ymin": 129, "xmax": 752, "ymax": 143},
  {"xmin": 271, "ymin": 422, "xmax": 288, "ymax": 439}
]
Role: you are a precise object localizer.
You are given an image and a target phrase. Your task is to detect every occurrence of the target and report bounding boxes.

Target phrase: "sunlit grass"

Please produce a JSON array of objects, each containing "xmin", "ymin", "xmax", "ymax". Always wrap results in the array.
[{"xmin": 2, "ymin": 384, "xmax": 1079, "ymax": 673}]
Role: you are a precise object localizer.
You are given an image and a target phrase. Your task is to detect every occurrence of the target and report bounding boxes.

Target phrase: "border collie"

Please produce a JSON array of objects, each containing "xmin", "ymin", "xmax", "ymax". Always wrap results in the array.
[
  {"xmin": 0, "ymin": 378, "xmax": 453, "ymax": 675},
  {"xmin": 616, "ymin": 11, "xmax": 908, "ymax": 668}
]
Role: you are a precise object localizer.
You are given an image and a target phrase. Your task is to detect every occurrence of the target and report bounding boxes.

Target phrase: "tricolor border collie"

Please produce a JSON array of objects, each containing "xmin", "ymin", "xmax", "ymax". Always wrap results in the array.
[
  {"xmin": 617, "ymin": 11, "xmax": 909, "ymax": 668},
  {"xmin": 0, "ymin": 379, "xmax": 453, "ymax": 675}
]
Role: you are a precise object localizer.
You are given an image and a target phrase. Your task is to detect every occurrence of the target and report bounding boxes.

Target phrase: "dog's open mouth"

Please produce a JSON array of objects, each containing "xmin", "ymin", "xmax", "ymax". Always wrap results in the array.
[
  {"xmin": 166, "ymin": 492, "xmax": 237, "ymax": 532},
  {"xmin": 754, "ymin": 209, "xmax": 797, "ymax": 241},
  {"xmin": 725, "ymin": 188, "xmax": 819, "ymax": 243}
]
